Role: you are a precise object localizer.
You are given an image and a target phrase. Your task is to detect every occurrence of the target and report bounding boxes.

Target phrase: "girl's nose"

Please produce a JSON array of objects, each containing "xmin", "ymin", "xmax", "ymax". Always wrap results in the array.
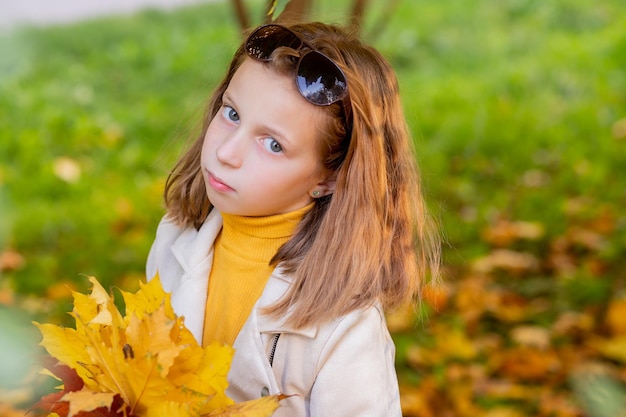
[{"xmin": 215, "ymin": 131, "xmax": 244, "ymax": 168}]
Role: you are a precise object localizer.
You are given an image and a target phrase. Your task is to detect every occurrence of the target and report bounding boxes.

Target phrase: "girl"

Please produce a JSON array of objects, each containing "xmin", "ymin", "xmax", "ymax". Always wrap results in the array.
[{"xmin": 147, "ymin": 21, "xmax": 440, "ymax": 416}]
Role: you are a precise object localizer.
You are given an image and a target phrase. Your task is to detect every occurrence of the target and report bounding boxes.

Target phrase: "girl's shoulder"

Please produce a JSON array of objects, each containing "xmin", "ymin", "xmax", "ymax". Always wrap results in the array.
[
  {"xmin": 315, "ymin": 303, "xmax": 392, "ymax": 355},
  {"xmin": 260, "ymin": 268, "xmax": 392, "ymax": 344}
]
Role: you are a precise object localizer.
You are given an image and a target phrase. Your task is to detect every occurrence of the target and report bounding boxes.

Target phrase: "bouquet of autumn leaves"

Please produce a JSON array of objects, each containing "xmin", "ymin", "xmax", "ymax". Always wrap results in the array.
[{"xmin": 31, "ymin": 276, "xmax": 282, "ymax": 417}]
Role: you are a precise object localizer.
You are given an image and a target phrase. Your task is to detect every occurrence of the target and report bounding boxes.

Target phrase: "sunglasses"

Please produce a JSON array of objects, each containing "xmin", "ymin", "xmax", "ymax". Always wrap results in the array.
[{"xmin": 244, "ymin": 24, "xmax": 352, "ymax": 132}]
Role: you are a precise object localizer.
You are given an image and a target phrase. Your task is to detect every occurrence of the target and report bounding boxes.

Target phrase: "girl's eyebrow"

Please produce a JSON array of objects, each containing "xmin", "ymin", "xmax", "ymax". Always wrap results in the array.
[
  {"xmin": 264, "ymin": 125, "xmax": 292, "ymax": 150},
  {"xmin": 222, "ymin": 90, "xmax": 234, "ymax": 105}
]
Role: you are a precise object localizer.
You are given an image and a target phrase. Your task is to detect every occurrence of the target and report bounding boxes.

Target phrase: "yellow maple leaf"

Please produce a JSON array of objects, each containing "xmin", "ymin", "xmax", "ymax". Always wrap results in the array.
[
  {"xmin": 72, "ymin": 277, "xmax": 124, "ymax": 328},
  {"xmin": 34, "ymin": 274, "xmax": 282, "ymax": 417},
  {"xmin": 61, "ymin": 390, "xmax": 116, "ymax": 417},
  {"xmin": 121, "ymin": 278, "xmax": 176, "ymax": 321},
  {"xmin": 33, "ymin": 323, "xmax": 93, "ymax": 383},
  {"xmin": 169, "ymin": 342, "xmax": 235, "ymax": 411},
  {"xmin": 144, "ymin": 401, "xmax": 194, "ymax": 417},
  {"xmin": 205, "ymin": 395, "xmax": 283, "ymax": 417}
]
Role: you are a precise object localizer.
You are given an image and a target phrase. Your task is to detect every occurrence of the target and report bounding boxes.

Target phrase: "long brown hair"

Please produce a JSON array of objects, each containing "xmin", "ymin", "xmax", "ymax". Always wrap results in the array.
[{"xmin": 164, "ymin": 22, "xmax": 440, "ymax": 328}]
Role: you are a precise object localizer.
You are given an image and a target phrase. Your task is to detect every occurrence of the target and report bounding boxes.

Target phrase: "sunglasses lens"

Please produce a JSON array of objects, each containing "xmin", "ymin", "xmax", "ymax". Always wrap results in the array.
[
  {"xmin": 297, "ymin": 51, "xmax": 348, "ymax": 106},
  {"xmin": 246, "ymin": 25, "xmax": 302, "ymax": 60}
]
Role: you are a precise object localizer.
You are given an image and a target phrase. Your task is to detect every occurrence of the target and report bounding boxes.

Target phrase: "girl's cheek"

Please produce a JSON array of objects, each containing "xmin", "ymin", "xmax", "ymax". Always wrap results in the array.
[
  {"xmin": 200, "ymin": 128, "xmax": 215, "ymax": 165},
  {"xmin": 204, "ymin": 118, "xmax": 220, "ymax": 145}
]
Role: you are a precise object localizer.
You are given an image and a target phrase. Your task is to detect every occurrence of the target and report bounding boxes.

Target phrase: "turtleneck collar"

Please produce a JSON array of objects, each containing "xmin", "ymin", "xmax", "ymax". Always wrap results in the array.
[{"xmin": 217, "ymin": 203, "xmax": 313, "ymax": 263}]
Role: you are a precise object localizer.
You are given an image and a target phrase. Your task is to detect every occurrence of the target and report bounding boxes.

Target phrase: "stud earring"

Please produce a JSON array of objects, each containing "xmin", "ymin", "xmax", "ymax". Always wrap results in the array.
[{"xmin": 311, "ymin": 190, "xmax": 321, "ymax": 198}]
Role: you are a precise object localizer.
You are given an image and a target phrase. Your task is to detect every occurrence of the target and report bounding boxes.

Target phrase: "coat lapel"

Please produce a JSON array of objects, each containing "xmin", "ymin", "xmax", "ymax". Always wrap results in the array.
[
  {"xmin": 255, "ymin": 268, "xmax": 318, "ymax": 339},
  {"xmin": 167, "ymin": 209, "xmax": 223, "ymax": 342}
]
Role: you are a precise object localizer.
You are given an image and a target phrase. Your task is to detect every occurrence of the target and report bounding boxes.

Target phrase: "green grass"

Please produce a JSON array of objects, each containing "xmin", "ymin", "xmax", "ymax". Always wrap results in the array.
[
  {"xmin": 0, "ymin": 0, "xmax": 623, "ymax": 304},
  {"xmin": 1, "ymin": 0, "xmax": 621, "ymax": 292},
  {"xmin": 0, "ymin": 3, "xmax": 240, "ymax": 294}
]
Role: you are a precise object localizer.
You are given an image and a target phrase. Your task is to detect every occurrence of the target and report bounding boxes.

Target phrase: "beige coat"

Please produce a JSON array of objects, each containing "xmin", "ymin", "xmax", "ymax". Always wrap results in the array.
[{"xmin": 146, "ymin": 210, "xmax": 402, "ymax": 416}]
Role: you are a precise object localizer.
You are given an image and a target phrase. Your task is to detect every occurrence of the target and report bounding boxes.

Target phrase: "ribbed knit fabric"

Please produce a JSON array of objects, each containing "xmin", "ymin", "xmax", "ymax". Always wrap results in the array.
[{"xmin": 202, "ymin": 205, "xmax": 311, "ymax": 346}]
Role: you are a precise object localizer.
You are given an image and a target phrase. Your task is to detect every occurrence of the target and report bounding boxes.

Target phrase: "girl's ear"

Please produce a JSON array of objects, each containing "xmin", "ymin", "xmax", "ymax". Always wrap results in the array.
[{"xmin": 310, "ymin": 171, "xmax": 337, "ymax": 198}]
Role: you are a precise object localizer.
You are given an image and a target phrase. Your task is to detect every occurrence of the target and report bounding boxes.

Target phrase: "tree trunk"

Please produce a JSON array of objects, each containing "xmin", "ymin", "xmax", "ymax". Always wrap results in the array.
[
  {"xmin": 231, "ymin": 0, "xmax": 250, "ymax": 32},
  {"xmin": 350, "ymin": 0, "xmax": 367, "ymax": 29},
  {"xmin": 275, "ymin": 0, "xmax": 313, "ymax": 23}
]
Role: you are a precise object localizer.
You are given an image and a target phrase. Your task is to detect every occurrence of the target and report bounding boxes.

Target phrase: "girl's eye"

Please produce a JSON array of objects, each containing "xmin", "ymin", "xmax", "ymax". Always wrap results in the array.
[
  {"xmin": 262, "ymin": 138, "xmax": 283, "ymax": 154},
  {"xmin": 222, "ymin": 105, "xmax": 239, "ymax": 122}
]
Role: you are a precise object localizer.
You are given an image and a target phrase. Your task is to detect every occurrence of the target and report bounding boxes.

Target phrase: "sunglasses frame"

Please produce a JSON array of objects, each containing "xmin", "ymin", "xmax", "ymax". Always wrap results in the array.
[{"xmin": 244, "ymin": 24, "xmax": 353, "ymax": 134}]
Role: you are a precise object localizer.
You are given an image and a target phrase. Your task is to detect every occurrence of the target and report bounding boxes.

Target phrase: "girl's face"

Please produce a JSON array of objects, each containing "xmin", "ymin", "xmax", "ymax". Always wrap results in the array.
[{"xmin": 201, "ymin": 59, "xmax": 332, "ymax": 217}]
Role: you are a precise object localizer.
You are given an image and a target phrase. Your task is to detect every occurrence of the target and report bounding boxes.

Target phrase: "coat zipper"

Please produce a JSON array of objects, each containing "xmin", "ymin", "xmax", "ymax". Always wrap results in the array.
[{"xmin": 268, "ymin": 333, "xmax": 280, "ymax": 367}]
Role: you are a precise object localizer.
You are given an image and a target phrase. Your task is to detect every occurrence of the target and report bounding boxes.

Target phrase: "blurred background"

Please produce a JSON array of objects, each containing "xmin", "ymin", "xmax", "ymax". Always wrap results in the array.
[{"xmin": 0, "ymin": 0, "xmax": 625, "ymax": 415}]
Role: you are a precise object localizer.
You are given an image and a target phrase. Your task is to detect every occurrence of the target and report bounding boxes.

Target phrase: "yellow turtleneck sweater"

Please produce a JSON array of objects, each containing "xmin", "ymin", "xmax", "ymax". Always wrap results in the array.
[{"xmin": 202, "ymin": 205, "xmax": 311, "ymax": 347}]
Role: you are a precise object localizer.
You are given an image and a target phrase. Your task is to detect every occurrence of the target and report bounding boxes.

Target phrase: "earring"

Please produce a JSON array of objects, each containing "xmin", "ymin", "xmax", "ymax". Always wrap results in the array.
[{"xmin": 311, "ymin": 190, "xmax": 321, "ymax": 198}]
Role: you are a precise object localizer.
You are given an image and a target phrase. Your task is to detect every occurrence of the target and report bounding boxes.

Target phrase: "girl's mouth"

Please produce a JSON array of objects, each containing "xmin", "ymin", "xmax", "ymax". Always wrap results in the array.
[{"xmin": 207, "ymin": 172, "xmax": 235, "ymax": 192}]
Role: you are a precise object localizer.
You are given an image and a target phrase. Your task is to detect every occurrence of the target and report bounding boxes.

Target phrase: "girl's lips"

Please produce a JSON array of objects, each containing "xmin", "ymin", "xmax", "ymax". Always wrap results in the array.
[{"xmin": 207, "ymin": 172, "xmax": 235, "ymax": 192}]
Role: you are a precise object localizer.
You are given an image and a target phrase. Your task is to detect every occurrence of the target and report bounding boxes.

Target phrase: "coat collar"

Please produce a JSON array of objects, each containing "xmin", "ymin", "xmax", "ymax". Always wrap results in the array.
[
  {"xmin": 170, "ymin": 209, "xmax": 223, "ymax": 274},
  {"xmin": 255, "ymin": 267, "xmax": 318, "ymax": 339},
  {"xmin": 170, "ymin": 209, "xmax": 318, "ymax": 339}
]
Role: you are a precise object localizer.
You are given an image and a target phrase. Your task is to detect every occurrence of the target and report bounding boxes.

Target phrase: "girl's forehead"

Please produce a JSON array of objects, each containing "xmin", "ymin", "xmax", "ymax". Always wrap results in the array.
[
  {"xmin": 225, "ymin": 59, "xmax": 329, "ymax": 147},
  {"xmin": 229, "ymin": 60, "xmax": 326, "ymax": 114}
]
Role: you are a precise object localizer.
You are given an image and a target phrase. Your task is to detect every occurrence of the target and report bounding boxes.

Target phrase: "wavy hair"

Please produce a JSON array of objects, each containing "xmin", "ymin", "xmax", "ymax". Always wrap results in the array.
[{"xmin": 164, "ymin": 22, "xmax": 440, "ymax": 328}]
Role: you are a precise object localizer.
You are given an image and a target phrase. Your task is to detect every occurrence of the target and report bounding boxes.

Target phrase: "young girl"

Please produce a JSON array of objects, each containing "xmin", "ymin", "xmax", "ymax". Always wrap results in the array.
[{"xmin": 147, "ymin": 21, "xmax": 439, "ymax": 416}]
